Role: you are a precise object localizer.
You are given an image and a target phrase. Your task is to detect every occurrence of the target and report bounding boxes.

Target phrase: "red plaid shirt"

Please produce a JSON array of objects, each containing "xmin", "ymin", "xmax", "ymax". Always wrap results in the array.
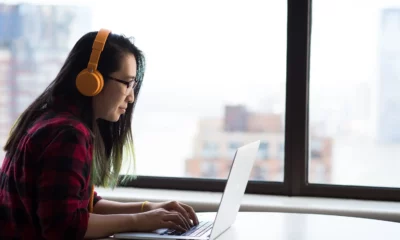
[{"xmin": 0, "ymin": 102, "xmax": 102, "ymax": 239}]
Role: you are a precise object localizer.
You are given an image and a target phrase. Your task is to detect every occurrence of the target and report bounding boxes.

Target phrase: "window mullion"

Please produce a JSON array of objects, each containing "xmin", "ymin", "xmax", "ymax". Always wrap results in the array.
[{"xmin": 284, "ymin": 0, "xmax": 312, "ymax": 196}]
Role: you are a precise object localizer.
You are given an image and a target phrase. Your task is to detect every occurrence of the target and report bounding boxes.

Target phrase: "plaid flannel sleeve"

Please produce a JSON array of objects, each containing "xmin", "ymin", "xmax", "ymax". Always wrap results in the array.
[{"xmin": 36, "ymin": 127, "xmax": 92, "ymax": 240}]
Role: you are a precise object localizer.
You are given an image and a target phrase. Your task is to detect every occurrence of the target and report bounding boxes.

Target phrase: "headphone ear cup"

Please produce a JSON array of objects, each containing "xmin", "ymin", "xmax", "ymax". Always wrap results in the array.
[
  {"xmin": 76, "ymin": 69, "xmax": 104, "ymax": 96},
  {"xmin": 96, "ymin": 71, "xmax": 104, "ymax": 94}
]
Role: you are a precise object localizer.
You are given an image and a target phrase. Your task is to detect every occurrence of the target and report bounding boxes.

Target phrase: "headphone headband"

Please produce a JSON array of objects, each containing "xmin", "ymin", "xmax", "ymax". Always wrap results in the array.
[{"xmin": 87, "ymin": 28, "xmax": 111, "ymax": 72}]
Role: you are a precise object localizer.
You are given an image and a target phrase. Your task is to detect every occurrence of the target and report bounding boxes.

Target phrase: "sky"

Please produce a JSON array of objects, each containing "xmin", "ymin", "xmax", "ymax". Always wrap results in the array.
[{"xmin": 2, "ymin": 0, "xmax": 400, "ymax": 184}]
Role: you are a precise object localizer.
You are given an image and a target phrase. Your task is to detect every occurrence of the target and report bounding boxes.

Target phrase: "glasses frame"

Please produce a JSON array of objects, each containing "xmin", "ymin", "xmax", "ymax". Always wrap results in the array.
[{"xmin": 108, "ymin": 76, "xmax": 138, "ymax": 92}]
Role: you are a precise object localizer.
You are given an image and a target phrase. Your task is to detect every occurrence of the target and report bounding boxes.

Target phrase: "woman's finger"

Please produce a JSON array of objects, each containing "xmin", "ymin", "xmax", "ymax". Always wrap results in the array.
[
  {"xmin": 180, "ymin": 203, "xmax": 199, "ymax": 225},
  {"xmin": 171, "ymin": 203, "xmax": 193, "ymax": 227},
  {"xmin": 164, "ymin": 212, "xmax": 189, "ymax": 230}
]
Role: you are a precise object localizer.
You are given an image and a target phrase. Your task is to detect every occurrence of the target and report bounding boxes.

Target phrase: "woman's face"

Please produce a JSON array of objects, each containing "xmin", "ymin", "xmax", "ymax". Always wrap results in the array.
[{"xmin": 92, "ymin": 53, "xmax": 137, "ymax": 122}]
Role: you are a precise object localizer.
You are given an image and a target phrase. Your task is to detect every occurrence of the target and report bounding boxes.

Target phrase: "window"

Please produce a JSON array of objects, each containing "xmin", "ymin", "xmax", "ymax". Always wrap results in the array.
[
  {"xmin": 0, "ymin": 1, "xmax": 288, "ymax": 181},
  {"xmin": 2, "ymin": 0, "xmax": 399, "ymax": 201},
  {"xmin": 309, "ymin": 0, "xmax": 400, "ymax": 188},
  {"xmin": 123, "ymin": 1, "xmax": 288, "ymax": 181}
]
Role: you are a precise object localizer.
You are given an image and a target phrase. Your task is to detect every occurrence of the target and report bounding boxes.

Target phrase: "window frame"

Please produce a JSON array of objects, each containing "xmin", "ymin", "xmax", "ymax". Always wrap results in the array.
[{"xmin": 119, "ymin": 0, "xmax": 400, "ymax": 202}]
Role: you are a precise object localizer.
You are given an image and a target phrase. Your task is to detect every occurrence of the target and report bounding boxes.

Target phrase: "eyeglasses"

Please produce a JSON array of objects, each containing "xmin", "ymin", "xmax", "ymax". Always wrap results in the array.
[{"xmin": 108, "ymin": 76, "xmax": 138, "ymax": 94}]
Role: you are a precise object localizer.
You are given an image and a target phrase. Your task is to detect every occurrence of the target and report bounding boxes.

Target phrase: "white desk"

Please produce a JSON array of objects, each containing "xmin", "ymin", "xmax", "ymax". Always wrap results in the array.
[{"xmin": 103, "ymin": 212, "xmax": 400, "ymax": 239}]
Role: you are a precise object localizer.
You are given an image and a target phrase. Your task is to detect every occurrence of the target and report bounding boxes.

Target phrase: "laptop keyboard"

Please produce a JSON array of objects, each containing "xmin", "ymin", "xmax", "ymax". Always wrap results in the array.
[{"xmin": 161, "ymin": 221, "xmax": 213, "ymax": 237}]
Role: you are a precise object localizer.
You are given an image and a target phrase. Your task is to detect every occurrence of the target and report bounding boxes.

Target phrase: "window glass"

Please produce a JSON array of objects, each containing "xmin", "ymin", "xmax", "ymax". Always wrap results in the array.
[
  {"xmin": 0, "ymin": 0, "xmax": 288, "ymax": 182},
  {"xmin": 310, "ymin": 0, "xmax": 400, "ymax": 186}
]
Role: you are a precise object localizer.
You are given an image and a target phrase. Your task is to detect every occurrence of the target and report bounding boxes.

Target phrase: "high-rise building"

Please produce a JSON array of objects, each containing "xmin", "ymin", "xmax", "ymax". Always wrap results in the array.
[
  {"xmin": 377, "ymin": 8, "xmax": 400, "ymax": 143},
  {"xmin": 0, "ymin": 49, "xmax": 11, "ymax": 156},
  {"xmin": 0, "ymin": 3, "xmax": 92, "ymax": 165},
  {"xmin": 185, "ymin": 105, "xmax": 332, "ymax": 183}
]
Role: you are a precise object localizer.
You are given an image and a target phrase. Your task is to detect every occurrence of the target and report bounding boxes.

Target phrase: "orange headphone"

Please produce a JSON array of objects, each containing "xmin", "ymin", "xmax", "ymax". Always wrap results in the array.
[{"xmin": 76, "ymin": 28, "xmax": 111, "ymax": 96}]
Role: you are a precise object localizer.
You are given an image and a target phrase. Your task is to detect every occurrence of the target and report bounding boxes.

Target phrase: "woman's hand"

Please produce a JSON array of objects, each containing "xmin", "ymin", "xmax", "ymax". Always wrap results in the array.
[
  {"xmin": 134, "ymin": 208, "xmax": 191, "ymax": 232},
  {"xmin": 146, "ymin": 201, "xmax": 199, "ymax": 227}
]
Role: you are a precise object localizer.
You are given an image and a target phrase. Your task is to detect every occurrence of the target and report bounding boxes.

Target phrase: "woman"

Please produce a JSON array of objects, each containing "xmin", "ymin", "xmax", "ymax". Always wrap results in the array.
[{"xmin": 0, "ymin": 29, "xmax": 198, "ymax": 239}]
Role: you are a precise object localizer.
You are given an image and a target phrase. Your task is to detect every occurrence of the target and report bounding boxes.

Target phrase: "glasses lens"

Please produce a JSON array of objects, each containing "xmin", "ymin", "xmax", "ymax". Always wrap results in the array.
[{"xmin": 125, "ymin": 82, "xmax": 133, "ymax": 94}]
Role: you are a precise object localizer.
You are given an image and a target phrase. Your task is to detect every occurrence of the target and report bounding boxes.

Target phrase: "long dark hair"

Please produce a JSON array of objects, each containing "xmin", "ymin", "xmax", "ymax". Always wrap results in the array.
[{"xmin": 4, "ymin": 30, "xmax": 145, "ymax": 188}]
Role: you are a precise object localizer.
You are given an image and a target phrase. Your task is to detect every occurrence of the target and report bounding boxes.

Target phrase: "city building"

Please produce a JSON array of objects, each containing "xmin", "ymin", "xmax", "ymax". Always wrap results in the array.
[
  {"xmin": 0, "ymin": 49, "xmax": 11, "ymax": 157},
  {"xmin": 377, "ymin": 8, "xmax": 400, "ymax": 143},
  {"xmin": 185, "ymin": 105, "xmax": 332, "ymax": 183},
  {"xmin": 0, "ymin": 3, "xmax": 91, "ymax": 165}
]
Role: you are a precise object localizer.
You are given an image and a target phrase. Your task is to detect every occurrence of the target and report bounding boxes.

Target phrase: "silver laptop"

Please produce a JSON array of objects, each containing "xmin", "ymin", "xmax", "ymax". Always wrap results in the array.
[{"xmin": 113, "ymin": 140, "xmax": 260, "ymax": 240}]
